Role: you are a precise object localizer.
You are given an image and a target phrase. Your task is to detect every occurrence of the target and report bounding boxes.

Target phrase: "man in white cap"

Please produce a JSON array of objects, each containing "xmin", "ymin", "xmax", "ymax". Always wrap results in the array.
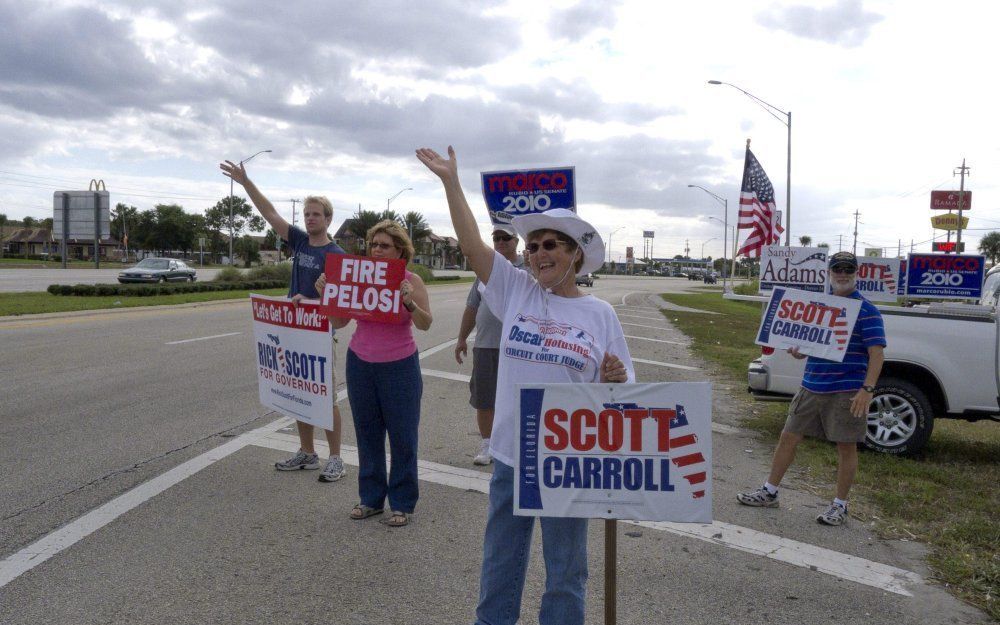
[{"xmin": 455, "ymin": 224, "xmax": 525, "ymax": 465}]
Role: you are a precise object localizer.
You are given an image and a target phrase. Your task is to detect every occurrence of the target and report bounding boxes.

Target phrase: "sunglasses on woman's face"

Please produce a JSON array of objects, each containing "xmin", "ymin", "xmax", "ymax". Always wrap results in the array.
[
  {"xmin": 526, "ymin": 239, "xmax": 570, "ymax": 254},
  {"xmin": 370, "ymin": 241, "xmax": 396, "ymax": 251},
  {"xmin": 492, "ymin": 234, "xmax": 515, "ymax": 242}
]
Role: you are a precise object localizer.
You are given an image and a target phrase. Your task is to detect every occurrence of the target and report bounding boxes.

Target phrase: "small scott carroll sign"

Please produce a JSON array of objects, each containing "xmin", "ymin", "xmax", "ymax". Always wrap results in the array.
[
  {"xmin": 755, "ymin": 287, "xmax": 862, "ymax": 362},
  {"xmin": 514, "ymin": 382, "xmax": 712, "ymax": 523},
  {"xmin": 320, "ymin": 254, "xmax": 406, "ymax": 323}
]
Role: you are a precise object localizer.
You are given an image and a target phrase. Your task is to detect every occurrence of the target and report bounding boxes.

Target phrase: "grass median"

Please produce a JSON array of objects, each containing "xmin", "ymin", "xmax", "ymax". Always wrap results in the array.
[
  {"xmin": 0, "ymin": 277, "xmax": 474, "ymax": 317},
  {"xmin": 660, "ymin": 289, "xmax": 999, "ymax": 620}
]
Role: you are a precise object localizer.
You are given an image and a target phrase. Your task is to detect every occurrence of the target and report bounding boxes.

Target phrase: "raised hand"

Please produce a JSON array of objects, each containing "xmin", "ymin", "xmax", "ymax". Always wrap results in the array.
[
  {"xmin": 415, "ymin": 146, "xmax": 458, "ymax": 182},
  {"xmin": 219, "ymin": 160, "xmax": 248, "ymax": 186}
]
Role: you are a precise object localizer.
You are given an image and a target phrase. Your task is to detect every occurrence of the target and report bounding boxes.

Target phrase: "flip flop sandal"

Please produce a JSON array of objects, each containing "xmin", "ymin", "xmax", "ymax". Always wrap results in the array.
[
  {"xmin": 382, "ymin": 511, "xmax": 410, "ymax": 527},
  {"xmin": 349, "ymin": 504, "xmax": 383, "ymax": 520}
]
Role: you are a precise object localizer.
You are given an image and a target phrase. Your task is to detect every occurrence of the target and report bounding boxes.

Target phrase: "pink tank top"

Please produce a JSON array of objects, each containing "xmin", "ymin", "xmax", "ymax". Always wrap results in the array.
[{"xmin": 348, "ymin": 271, "xmax": 417, "ymax": 363}]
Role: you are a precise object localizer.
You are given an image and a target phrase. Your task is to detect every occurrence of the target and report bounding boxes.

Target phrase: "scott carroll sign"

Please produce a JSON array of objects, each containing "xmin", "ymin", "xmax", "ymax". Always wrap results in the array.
[
  {"xmin": 905, "ymin": 253, "xmax": 985, "ymax": 300},
  {"xmin": 855, "ymin": 256, "xmax": 902, "ymax": 303},
  {"xmin": 321, "ymin": 254, "xmax": 406, "ymax": 323},
  {"xmin": 755, "ymin": 287, "xmax": 862, "ymax": 362},
  {"xmin": 758, "ymin": 246, "xmax": 828, "ymax": 293},
  {"xmin": 481, "ymin": 167, "xmax": 576, "ymax": 226},
  {"xmin": 251, "ymin": 294, "xmax": 334, "ymax": 430},
  {"xmin": 514, "ymin": 382, "xmax": 712, "ymax": 522},
  {"xmin": 930, "ymin": 190, "xmax": 972, "ymax": 210}
]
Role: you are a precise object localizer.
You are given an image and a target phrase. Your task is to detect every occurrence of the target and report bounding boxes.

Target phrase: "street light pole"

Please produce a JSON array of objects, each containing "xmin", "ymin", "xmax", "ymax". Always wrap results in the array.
[
  {"xmin": 688, "ymin": 184, "xmax": 729, "ymax": 292},
  {"xmin": 387, "ymin": 187, "xmax": 414, "ymax": 238},
  {"xmin": 229, "ymin": 149, "xmax": 271, "ymax": 265},
  {"xmin": 701, "ymin": 238, "xmax": 716, "ymax": 260},
  {"xmin": 609, "ymin": 226, "xmax": 625, "ymax": 274},
  {"xmin": 708, "ymin": 80, "xmax": 791, "ymax": 246}
]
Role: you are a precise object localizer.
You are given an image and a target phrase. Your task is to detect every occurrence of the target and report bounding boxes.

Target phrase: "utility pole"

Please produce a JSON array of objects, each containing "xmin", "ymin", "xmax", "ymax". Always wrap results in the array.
[
  {"xmin": 852, "ymin": 210, "xmax": 860, "ymax": 255},
  {"xmin": 837, "ymin": 234, "xmax": 843, "ymax": 251},
  {"xmin": 290, "ymin": 199, "xmax": 300, "ymax": 227},
  {"xmin": 897, "ymin": 239, "xmax": 902, "ymax": 258},
  {"xmin": 954, "ymin": 159, "xmax": 970, "ymax": 253},
  {"xmin": 684, "ymin": 239, "xmax": 690, "ymax": 258}
]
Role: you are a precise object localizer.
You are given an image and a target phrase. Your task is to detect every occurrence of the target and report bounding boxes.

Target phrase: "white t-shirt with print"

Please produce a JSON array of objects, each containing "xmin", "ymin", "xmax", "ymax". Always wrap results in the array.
[{"xmin": 482, "ymin": 251, "xmax": 635, "ymax": 466}]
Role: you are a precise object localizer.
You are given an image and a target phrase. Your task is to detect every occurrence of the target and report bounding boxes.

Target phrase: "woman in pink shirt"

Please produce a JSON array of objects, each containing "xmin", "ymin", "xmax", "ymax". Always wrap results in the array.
[{"xmin": 318, "ymin": 220, "xmax": 432, "ymax": 527}]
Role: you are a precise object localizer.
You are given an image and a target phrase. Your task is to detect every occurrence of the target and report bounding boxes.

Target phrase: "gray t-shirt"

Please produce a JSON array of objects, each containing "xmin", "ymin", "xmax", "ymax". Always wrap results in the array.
[{"xmin": 467, "ymin": 257, "xmax": 525, "ymax": 349}]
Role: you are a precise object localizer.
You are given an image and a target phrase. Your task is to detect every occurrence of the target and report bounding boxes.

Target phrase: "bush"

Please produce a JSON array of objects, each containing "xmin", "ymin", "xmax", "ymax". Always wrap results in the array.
[
  {"xmin": 406, "ymin": 263, "xmax": 434, "ymax": 282},
  {"xmin": 47, "ymin": 284, "xmax": 60, "ymax": 295},
  {"xmin": 213, "ymin": 266, "xmax": 245, "ymax": 282},
  {"xmin": 248, "ymin": 263, "xmax": 292, "ymax": 283},
  {"xmin": 45, "ymin": 280, "xmax": 286, "ymax": 296},
  {"xmin": 733, "ymin": 279, "xmax": 760, "ymax": 296},
  {"xmin": 429, "ymin": 275, "xmax": 461, "ymax": 282}
]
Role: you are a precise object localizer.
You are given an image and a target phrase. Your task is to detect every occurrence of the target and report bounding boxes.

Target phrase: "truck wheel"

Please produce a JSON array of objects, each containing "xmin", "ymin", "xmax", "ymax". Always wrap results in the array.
[{"xmin": 864, "ymin": 377, "xmax": 934, "ymax": 456}]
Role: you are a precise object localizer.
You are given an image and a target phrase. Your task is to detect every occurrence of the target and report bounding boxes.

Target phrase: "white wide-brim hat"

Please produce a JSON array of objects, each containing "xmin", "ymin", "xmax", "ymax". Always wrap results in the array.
[{"xmin": 510, "ymin": 208, "xmax": 605, "ymax": 276}]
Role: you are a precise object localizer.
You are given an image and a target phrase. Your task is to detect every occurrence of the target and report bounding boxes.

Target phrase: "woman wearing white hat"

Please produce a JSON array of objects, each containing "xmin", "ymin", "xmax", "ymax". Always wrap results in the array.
[{"xmin": 417, "ymin": 146, "xmax": 634, "ymax": 625}]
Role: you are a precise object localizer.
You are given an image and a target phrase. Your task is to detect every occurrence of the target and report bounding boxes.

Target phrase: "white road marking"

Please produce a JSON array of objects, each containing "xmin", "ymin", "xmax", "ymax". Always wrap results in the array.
[
  {"xmin": 623, "ymin": 335, "xmax": 686, "ymax": 346},
  {"xmin": 253, "ymin": 431, "xmax": 922, "ymax": 597},
  {"xmin": 616, "ymin": 313, "xmax": 666, "ymax": 321},
  {"xmin": 165, "ymin": 332, "xmax": 242, "ymax": 345},
  {"xmin": 419, "ymin": 338, "xmax": 458, "ymax": 359},
  {"xmin": 0, "ymin": 336, "xmax": 921, "ymax": 598},
  {"xmin": 621, "ymin": 321, "xmax": 673, "ymax": 331},
  {"xmin": 632, "ymin": 357, "xmax": 700, "ymax": 372},
  {"xmin": 420, "ymin": 369, "xmax": 472, "ymax": 383}
]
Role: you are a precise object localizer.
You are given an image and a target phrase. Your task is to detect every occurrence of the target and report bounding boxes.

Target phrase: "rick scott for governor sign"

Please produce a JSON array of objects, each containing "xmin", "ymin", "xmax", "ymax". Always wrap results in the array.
[{"xmin": 514, "ymin": 382, "xmax": 712, "ymax": 523}]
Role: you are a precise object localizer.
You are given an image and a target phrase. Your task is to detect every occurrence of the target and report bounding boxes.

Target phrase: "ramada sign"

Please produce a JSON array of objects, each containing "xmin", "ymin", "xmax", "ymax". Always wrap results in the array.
[{"xmin": 930, "ymin": 190, "xmax": 972, "ymax": 211}]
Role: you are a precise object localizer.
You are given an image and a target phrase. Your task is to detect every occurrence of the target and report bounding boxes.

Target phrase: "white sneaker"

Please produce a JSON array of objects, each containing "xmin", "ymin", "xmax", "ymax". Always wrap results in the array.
[
  {"xmin": 473, "ymin": 439, "xmax": 493, "ymax": 466},
  {"xmin": 318, "ymin": 456, "xmax": 346, "ymax": 482}
]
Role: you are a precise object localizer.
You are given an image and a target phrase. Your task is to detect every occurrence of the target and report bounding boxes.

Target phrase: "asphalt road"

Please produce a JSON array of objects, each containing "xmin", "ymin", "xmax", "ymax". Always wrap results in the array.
[{"xmin": 0, "ymin": 276, "xmax": 987, "ymax": 624}]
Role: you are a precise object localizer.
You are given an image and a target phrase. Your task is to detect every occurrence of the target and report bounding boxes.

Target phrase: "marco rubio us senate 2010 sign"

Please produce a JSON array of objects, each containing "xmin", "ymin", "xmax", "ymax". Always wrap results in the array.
[
  {"xmin": 755, "ymin": 287, "xmax": 862, "ymax": 362},
  {"xmin": 905, "ymin": 253, "xmax": 985, "ymax": 300},
  {"xmin": 481, "ymin": 167, "xmax": 576, "ymax": 227},
  {"xmin": 251, "ymin": 294, "xmax": 334, "ymax": 430},
  {"xmin": 514, "ymin": 382, "xmax": 712, "ymax": 522}
]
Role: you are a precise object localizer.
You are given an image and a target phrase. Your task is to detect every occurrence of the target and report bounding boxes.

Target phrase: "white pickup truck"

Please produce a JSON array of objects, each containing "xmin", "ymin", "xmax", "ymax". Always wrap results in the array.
[{"xmin": 745, "ymin": 266, "xmax": 1000, "ymax": 456}]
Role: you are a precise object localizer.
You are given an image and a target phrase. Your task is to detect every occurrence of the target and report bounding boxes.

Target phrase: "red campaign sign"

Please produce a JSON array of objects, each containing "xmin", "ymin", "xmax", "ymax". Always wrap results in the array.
[
  {"xmin": 930, "ymin": 190, "xmax": 972, "ymax": 210},
  {"xmin": 320, "ymin": 253, "xmax": 406, "ymax": 323}
]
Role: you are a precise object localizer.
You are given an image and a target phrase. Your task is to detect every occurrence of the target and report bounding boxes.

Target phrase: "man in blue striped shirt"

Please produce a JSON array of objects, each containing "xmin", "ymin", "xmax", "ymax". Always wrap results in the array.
[{"xmin": 738, "ymin": 252, "xmax": 886, "ymax": 526}]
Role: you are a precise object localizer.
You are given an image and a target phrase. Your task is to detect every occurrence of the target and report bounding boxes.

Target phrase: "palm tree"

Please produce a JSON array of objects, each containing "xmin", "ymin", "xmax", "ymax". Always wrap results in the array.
[
  {"xmin": 348, "ymin": 209, "xmax": 383, "ymax": 254},
  {"xmin": 799, "ymin": 235, "xmax": 812, "ymax": 247},
  {"xmin": 378, "ymin": 209, "xmax": 404, "ymax": 225},
  {"xmin": 978, "ymin": 231, "xmax": 1000, "ymax": 265},
  {"xmin": 0, "ymin": 213, "xmax": 7, "ymax": 259},
  {"xmin": 817, "ymin": 242, "xmax": 830, "ymax": 249},
  {"xmin": 402, "ymin": 211, "xmax": 431, "ymax": 256}
]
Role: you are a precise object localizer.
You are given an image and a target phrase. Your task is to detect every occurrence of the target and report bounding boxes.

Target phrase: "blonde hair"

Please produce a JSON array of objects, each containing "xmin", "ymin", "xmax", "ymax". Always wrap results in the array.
[
  {"xmin": 304, "ymin": 195, "xmax": 333, "ymax": 220},
  {"xmin": 366, "ymin": 219, "xmax": 415, "ymax": 263}
]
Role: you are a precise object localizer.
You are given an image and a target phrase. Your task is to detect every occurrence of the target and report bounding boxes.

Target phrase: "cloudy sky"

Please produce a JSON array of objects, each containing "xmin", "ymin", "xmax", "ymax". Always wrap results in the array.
[{"xmin": 0, "ymin": 0, "xmax": 996, "ymax": 261}]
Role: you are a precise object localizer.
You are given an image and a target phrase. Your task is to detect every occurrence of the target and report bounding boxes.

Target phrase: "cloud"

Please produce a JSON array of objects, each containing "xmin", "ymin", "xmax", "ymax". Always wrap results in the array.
[
  {"xmin": 548, "ymin": 0, "xmax": 622, "ymax": 41},
  {"xmin": 497, "ymin": 82, "xmax": 678, "ymax": 124},
  {"xmin": 756, "ymin": 0, "xmax": 883, "ymax": 48}
]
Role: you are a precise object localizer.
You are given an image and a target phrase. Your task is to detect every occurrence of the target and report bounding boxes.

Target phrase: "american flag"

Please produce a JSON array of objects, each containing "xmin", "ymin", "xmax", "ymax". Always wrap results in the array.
[{"xmin": 736, "ymin": 148, "xmax": 784, "ymax": 257}]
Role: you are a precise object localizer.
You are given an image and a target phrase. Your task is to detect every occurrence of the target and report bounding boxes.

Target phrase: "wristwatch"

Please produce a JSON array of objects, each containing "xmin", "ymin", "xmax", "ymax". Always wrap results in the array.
[
  {"xmin": 404, "ymin": 301, "xmax": 416, "ymax": 312},
  {"xmin": 861, "ymin": 385, "xmax": 875, "ymax": 393}
]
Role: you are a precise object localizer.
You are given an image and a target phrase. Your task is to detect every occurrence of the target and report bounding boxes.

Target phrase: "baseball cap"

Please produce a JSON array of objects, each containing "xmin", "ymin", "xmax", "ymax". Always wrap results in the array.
[
  {"xmin": 828, "ymin": 251, "xmax": 858, "ymax": 270},
  {"xmin": 492, "ymin": 225, "xmax": 517, "ymax": 237}
]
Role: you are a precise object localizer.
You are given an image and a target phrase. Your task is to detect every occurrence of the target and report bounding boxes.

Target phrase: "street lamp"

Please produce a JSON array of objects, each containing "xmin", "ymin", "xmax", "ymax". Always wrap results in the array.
[
  {"xmin": 688, "ymin": 184, "xmax": 729, "ymax": 291},
  {"xmin": 708, "ymin": 80, "xmax": 791, "ymax": 245},
  {"xmin": 387, "ymin": 187, "xmax": 414, "ymax": 240},
  {"xmin": 707, "ymin": 216, "xmax": 738, "ymax": 284},
  {"xmin": 608, "ymin": 226, "xmax": 625, "ymax": 274},
  {"xmin": 701, "ymin": 238, "xmax": 716, "ymax": 260},
  {"xmin": 229, "ymin": 149, "xmax": 271, "ymax": 265}
]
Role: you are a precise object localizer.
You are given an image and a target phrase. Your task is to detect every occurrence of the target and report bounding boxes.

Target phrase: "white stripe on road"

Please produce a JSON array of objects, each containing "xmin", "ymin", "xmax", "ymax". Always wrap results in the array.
[
  {"xmin": 616, "ymin": 313, "xmax": 666, "ymax": 321},
  {"xmin": 621, "ymin": 321, "xmax": 672, "ymax": 331},
  {"xmin": 253, "ymin": 430, "xmax": 922, "ymax": 597},
  {"xmin": 0, "ymin": 335, "xmax": 920, "ymax": 598},
  {"xmin": 165, "ymin": 332, "xmax": 242, "ymax": 345},
  {"xmin": 632, "ymin": 357, "xmax": 700, "ymax": 371},
  {"xmin": 623, "ymin": 335, "xmax": 686, "ymax": 346}
]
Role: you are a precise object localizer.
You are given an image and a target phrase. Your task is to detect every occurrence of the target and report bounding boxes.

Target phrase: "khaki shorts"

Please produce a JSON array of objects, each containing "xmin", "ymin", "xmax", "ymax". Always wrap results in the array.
[{"xmin": 783, "ymin": 388, "xmax": 865, "ymax": 443}]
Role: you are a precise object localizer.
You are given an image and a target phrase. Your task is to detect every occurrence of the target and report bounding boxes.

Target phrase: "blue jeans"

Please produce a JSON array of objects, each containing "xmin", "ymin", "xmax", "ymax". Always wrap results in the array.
[
  {"xmin": 345, "ymin": 349, "xmax": 422, "ymax": 513},
  {"xmin": 475, "ymin": 461, "xmax": 589, "ymax": 625}
]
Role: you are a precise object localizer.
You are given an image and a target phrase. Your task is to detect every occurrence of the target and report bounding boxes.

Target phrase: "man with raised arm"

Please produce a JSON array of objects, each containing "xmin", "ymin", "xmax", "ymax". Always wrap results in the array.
[{"xmin": 220, "ymin": 160, "xmax": 348, "ymax": 483}]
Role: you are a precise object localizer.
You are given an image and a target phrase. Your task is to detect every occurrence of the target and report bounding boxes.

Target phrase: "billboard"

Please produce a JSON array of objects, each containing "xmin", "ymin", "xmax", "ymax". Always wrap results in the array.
[
  {"xmin": 905, "ymin": 253, "xmax": 985, "ymax": 299},
  {"xmin": 52, "ymin": 190, "xmax": 111, "ymax": 240},
  {"xmin": 758, "ymin": 246, "xmax": 828, "ymax": 293},
  {"xmin": 930, "ymin": 190, "xmax": 972, "ymax": 211}
]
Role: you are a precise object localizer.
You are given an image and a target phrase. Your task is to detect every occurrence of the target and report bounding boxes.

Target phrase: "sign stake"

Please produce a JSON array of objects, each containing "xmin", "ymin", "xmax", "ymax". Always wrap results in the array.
[{"xmin": 605, "ymin": 518, "xmax": 617, "ymax": 625}]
